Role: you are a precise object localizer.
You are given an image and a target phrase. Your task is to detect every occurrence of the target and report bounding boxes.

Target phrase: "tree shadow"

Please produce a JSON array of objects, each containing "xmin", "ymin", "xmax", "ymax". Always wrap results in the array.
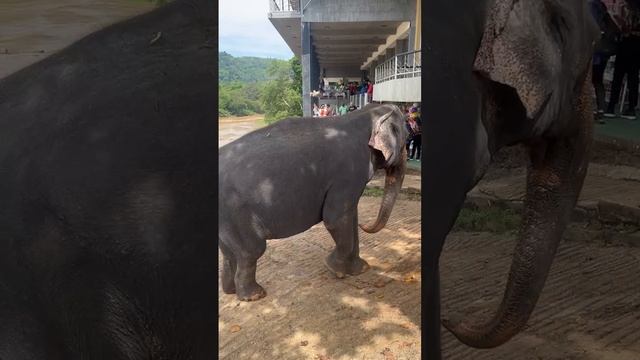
[{"xmin": 218, "ymin": 197, "xmax": 421, "ymax": 359}]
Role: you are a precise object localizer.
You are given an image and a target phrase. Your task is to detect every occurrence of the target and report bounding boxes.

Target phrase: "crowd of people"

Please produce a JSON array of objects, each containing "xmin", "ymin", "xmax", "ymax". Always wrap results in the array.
[
  {"xmin": 312, "ymin": 102, "xmax": 358, "ymax": 117},
  {"xmin": 590, "ymin": 0, "xmax": 640, "ymax": 122},
  {"xmin": 346, "ymin": 79, "xmax": 374, "ymax": 101},
  {"xmin": 315, "ymin": 78, "xmax": 374, "ymax": 101}
]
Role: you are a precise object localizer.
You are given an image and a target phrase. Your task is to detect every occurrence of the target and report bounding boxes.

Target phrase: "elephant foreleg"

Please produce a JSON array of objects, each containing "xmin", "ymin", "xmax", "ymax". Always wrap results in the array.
[{"xmin": 323, "ymin": 208, "xmax": 370, "ymax": 279}]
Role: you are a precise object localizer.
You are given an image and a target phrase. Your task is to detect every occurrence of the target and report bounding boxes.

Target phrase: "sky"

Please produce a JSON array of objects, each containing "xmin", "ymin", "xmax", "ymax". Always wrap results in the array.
[{"xmin": 219, "ymin": 0, "xmax": 294, "ymax": 60}]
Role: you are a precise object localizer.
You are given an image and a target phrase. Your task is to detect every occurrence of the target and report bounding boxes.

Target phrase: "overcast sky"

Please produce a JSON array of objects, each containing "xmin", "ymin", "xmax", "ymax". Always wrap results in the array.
[{"xmin": 218, "ymin": 0, "xmax": 294, "ymax": 59}]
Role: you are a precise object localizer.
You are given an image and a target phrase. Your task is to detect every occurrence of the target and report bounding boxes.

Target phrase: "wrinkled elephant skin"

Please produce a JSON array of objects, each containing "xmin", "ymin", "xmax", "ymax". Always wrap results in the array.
[{"xmin": 424, "ymin": 0, "xmax": 598, "ymax": 358}]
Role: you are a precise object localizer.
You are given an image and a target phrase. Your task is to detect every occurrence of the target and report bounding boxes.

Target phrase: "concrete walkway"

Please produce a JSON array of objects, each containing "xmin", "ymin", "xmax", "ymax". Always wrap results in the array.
[
  {"xmin": 468, "ymin": 163, "xmax": 640, "ymax": 225},
  {"xmin": 595, "ymin": 117, "xmax": 640, "ymax": 143}
]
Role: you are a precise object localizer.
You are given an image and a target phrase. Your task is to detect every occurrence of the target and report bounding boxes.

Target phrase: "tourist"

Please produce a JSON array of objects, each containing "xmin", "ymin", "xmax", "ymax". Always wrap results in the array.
[
  {"xmin": 339, "ymin": 103, "xmax": 348, "ymax": 115},
  {"xmin": 407, "ymin": 107, "xmax": 422, "ymax": 160},
  {"xmin": 318, "ymin": 104, "xmax": 327, "ymax": 117},
  {"xmin": 605, "ymin": 0, "xmax": 640, "ymax": 120},
  {"xmin": 589, "ymin": 0, "xmax": 621, "ymax": 123},
  {"xmin": 367, "ymin": 79, "xmax": 374, "ymax": 101}
]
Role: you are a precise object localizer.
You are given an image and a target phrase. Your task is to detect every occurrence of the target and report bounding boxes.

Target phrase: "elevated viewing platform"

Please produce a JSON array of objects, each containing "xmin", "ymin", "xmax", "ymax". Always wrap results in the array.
[
  {"xmin": 267, "ymin": 0, "xmax": 420, "ymax": 116},
  {"xmin": 267, "ymin": 0, "xmax": 302, "ymax": 55},
  {"xmin": 373, "ymin": 49, "xmax": 421, "ymax": 103}
]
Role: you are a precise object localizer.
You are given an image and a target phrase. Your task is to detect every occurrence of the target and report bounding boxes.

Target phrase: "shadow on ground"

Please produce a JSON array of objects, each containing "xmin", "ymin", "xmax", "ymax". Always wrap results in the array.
[{"xmin": 218, "ymin": 197, "xmax": 421, "ymax": 360}]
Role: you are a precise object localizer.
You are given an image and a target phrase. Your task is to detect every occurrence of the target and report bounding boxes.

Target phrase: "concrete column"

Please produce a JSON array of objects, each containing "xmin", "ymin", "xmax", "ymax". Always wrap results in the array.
[
  {"xmin": 408, "ymin": 0, "xmax": 418, "ymax": 51},
  {"xmin": 301, "ymin": 21, "xmax": 312, "ymax": 117}
]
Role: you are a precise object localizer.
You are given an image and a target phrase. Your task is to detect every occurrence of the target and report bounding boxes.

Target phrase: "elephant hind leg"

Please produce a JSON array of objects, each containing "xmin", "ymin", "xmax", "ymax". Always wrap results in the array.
[
  {"xmin": 323, "ymin": 207, "xmax": 369, "ymax": 279},
  {"xmin": 218, "ymin": 240, "xmax": 237, "ymax": 294},
  {"xmin": 220, "ymin": 224, "xmax": 267, "ymax": 302}
]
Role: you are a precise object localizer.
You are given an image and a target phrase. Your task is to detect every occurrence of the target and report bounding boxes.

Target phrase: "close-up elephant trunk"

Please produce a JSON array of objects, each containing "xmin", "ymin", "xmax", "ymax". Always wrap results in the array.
[
  {"xmin": 443, "ymin": 92, "xmax": 594, "ymax": 348},
  {"xmin": 424, "ymin": 0, "xmax": 599, "ymax": 357},
  {"xmin": 360, "ymin": 150, "xmax": 407, "ymax": 233}
]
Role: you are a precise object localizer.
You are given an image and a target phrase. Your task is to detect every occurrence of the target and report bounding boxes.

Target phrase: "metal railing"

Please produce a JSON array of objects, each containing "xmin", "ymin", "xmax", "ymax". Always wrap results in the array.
[
  {"xmin": 269, "ymin": 0, "xmax": 300, "ymax": 12},
  {"xmin": 374, "ymin": 50, "xmax": 421, "ymax": 84}
]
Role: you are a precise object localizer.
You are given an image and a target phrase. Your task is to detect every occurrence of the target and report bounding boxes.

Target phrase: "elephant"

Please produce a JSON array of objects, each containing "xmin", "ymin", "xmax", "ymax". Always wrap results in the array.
[
  {"xmin": 218, "ymin": 103, "xmax": 408, "ymax": 301},
  {"xmin": 0, "ymin": 1, "xmax": 216, "ymax": 358},
  {"xmin": 423, "ymin": 0, "xmax": 598, "ymax": 358}
]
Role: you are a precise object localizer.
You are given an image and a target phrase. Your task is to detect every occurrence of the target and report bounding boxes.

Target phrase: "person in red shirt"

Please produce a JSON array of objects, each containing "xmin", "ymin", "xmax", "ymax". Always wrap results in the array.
[{"xmin": 366, "ymin": 79, "xmax": 373, "ymax": 101}]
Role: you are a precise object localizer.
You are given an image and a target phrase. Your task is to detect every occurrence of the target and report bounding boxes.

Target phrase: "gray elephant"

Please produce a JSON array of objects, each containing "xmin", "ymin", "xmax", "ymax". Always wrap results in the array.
[
  {"xmin": 218, "ymin": 103, "xmax": 408, "ymax": 301},
  {"xmin": 423, "ymin": 0, "xmax": 598, "ymax": 358}
]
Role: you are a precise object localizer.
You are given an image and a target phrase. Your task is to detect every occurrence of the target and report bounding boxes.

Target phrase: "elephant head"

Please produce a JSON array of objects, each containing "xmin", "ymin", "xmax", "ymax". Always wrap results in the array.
[
  {"xmin": 360, "ymin": 104, "xmax": 408, "ymax": 233},
  {"xmin": 424, "ymin": 0, "xmax": 598, "ymax": 354}
]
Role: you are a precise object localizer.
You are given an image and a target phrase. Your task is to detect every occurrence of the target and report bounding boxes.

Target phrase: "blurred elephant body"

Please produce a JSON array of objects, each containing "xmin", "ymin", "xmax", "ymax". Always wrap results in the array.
[
  {"xmin": 0, "ymin": 1, "xmax": 217, "ymax": 358},
  {"xmin": 424, "ymin": 0, "xmax": 598, "ymax": 358},
  {"xmin": 218, "ymin": 104, "xmax": 408, "ymax": 301}
]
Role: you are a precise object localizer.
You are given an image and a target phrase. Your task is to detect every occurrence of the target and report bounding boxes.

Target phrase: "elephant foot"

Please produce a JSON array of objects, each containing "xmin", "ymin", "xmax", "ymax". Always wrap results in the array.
[
  {"xmin": 221, "ymin": 276, "xmax": 236, "ymax": 294},
  {"xmin": 324, "ymin": 252, "xmax": 370, "ymax": 279},
  {"xmin": 236, "ymin": 283, "xmax": 267, "ymax": 302}
]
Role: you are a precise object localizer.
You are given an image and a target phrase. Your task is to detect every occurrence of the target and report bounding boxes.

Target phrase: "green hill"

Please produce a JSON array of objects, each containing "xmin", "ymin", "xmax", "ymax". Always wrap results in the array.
[{"xmin": 218, "ymin": 52, "xmax": 285, "ymax": 83}]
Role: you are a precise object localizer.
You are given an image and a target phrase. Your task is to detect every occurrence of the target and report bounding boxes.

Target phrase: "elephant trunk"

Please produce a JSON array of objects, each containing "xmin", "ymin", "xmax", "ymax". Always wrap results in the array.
[
  {"xmin": 359, "ymin": 148, "xmax": 407, "ymax": 233},
  {"xmin": 443, "ymin": 129, "xmax": 591, "ymax": 348}
]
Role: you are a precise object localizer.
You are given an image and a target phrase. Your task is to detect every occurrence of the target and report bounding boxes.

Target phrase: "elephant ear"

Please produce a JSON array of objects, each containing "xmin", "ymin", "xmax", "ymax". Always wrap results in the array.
[
  {"xmin": 368, "ymin": 110, "xmax": 396, "ymax": 163},
  {"xmin": 474, "ymin": 0, "xmax": 563, "ymax": 122}
]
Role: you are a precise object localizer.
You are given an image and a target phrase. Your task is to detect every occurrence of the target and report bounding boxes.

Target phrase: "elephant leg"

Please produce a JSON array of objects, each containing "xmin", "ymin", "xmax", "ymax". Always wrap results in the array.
[
  {"xmin": 218, "ymin": 240, "xmax": 237, "ymax": 294},
  {"xmin": 235, "ymin": 254, "xmax": 266, "ymax": 301},
  {"xmin": 323, "ymin": 208, "xmax": 369, "ymax": 279},
  {"xmin": 219, "ymin": 220, "xmax": 267, "ymax": 301}
]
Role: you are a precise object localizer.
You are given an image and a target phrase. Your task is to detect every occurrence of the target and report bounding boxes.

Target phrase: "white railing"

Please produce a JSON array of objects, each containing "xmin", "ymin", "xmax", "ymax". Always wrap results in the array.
[
  {"xmin": 269, "ymin": 0, "xmax": 300, "ymax": 12},
  {"xmin": 374, "ymin": 50, "xmax": 421, "ymax": 84},
  {"xmin": 349, "ymin": 93, "xmax": 371, "ymax": 109}
]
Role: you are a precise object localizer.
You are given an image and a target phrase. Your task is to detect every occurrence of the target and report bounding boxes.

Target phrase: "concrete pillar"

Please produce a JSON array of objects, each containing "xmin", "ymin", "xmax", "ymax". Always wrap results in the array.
[
  {"xmin": 408, "ymin": 0, "xmax": 418, "ymax": 52},
  {"xmin": 301, "ymin": 21, "xmax": 312, "ymax": 117}
]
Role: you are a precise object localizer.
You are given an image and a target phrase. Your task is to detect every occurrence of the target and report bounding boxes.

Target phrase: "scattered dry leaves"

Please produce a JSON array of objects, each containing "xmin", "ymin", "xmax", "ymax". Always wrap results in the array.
[
  {"xmin": 229, "ymin": 324, "xmax": 241, "ymax": 333},
  {"xmin": 381, "ymin": 347, "xmax": 396, "ymax": 360},
  {"xmin": 374, "ymin": 279, "xmax": 387, "ymax": 288}
]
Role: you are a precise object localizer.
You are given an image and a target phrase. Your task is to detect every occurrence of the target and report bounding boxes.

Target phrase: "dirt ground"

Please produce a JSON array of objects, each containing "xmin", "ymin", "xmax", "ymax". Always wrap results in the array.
[
  {"xmin": 441, "ymin": 231, "xmax": 640, "ymax": 360},
  {"xmin": 0, "ymin": 0, "xmax": 153, "ymax": 79},
  {"xmin": 218, "ymin": 115, "xmax": 267, "ymax": 147},
  {"xmin": 218, "ymin": 198, "xmax": 422, "ymax": 360}
]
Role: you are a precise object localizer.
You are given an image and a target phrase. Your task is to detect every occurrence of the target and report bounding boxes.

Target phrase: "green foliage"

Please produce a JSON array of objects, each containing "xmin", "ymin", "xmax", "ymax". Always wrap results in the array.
[
  {"xmin": 218, "ymin": 82, "xmax": 263, "ymax": 117},
  {"xmin": 219, "ymin": 52, "xmax": 283, "ymax": 83},
  {"xmin": 261, "ymin": 57, "xmax": 303, "ymax": 123},
  {"xmin": 453, "ymin": 207, "xmax": 521, "ymax": 234},
  {"xmin": 363, "ymin": 187, "xmax": 385, "ymax": 197},
  {"xmin": 217, "ymin": 52, "xmax": 301, "ymax": 119}
]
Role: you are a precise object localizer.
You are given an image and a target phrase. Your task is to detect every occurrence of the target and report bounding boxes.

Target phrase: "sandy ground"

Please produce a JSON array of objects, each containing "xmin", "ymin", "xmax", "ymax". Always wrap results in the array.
[
  {"xmin": 441, "ymin": 231, "xmax": 640, "ymax": 359},
  {"xmin": 218, "ymin": 198, "xmax": 422, "ymax": 360},
  {"xmin": 0, "ymin": 0, "xmax": 153, "ymax": 79},
  {"xmin": 218, "ymin": 115, "xmax": 266, "ymax": 147},
  {"xmin": 218, "ymin": 116, "xmax": 422, "ymax": 359}
]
